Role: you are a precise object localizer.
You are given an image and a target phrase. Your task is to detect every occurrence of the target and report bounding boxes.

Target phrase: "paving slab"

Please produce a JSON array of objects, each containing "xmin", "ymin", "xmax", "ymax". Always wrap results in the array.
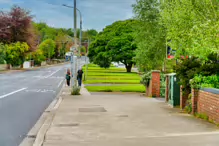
[{"xmin": 42, "ymin": 94, "xmax": 219, "ymax": 146}]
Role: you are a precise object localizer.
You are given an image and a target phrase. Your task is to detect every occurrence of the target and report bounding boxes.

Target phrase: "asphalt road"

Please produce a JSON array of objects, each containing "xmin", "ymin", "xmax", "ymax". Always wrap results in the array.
[{"xmin": 0, "ymin": 60, "xmax": 84, "ymax": 146}]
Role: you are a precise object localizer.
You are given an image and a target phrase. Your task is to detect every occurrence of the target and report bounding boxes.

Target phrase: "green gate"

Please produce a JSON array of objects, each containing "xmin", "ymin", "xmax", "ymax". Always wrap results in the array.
[{"xmin": 167, "ymin": 73, "xmax": 180, "ymax": 106}]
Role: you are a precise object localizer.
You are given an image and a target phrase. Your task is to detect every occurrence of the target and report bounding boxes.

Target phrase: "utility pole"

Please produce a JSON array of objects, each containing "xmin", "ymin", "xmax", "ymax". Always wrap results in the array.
[{"xmin": 72, "ymin": 0, "xmax": 77, "ymax": 87}]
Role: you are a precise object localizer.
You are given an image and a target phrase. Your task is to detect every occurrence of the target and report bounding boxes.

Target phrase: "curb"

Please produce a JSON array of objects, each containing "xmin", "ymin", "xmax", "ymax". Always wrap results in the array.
[{"xmin": 19, "ymin": 84, "xmax": 65, "ymax": 146}]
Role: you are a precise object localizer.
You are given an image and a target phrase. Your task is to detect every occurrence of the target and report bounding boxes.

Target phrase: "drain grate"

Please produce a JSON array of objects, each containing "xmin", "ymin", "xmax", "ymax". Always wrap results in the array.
[
  {"xmin": 56, "ymin": 123, "xmax": 80, "ymax": 127},
  {"xmin": 79, "ymin": 107, "xmax": 107, "ymax": 112}
]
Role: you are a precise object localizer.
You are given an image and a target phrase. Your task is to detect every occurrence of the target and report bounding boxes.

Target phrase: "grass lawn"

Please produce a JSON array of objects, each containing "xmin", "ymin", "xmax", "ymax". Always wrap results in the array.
[
  {"xmin": 86, "ymin": 85, "xmax": 145, "ymax": 93},
  {"xmin": 83, "ymin": 64, "xmax": 144, "ymax": 93},
  {"xmin": 84, "ymin": 79, "xmax": 140, "ymax": 84}
]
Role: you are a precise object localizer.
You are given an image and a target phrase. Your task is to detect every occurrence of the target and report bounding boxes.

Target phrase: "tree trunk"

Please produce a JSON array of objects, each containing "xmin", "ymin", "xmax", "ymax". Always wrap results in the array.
[{"xmin": 126, "ymin": 64, "xmax": 132, "ymax": 73}]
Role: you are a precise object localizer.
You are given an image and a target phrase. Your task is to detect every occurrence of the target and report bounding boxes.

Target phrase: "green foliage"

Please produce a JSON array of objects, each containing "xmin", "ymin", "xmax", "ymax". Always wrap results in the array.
[
  {"xmin": 176, "ymin": 57, "xmax": 202, "ymax": 93},
  {"xmin": 185, "ymin": 94, "xmax": 192, "ymax": 114},
  {"xmin": 71, "ymin": 86, "xmax": 81, "ymax": 95},
  {"xmin": 86, "ymin": 85, "xmax": 145, "ymax": 93},
  {"xmin": 80, "ymin": 46, "xmax": 86, "ymax": 55},
  {"xmin": 160, "ymin": 73, "xmax": 166, "ymax": 97},
  {"xmin": 133, "ymin": 0, "xmax": 166, "ymax": 71},
  {"xmin": 0, "ymin": 43, "xmax": 6, "ymax": 64},
  {"xmin": 190, "ymin": 75, "xmax": 219, "ymax": 89},
  {"xmin": 88, "ymin": 19, "xmax": 138, "ymax": 72},
  {"xmin": 140, "ymin": 72, "xmax": 152, "ymax": 87},
  {"xmin": 4, "ymin": 42, "xmax": 29, "ymax": 66},
  {"xmin": 32, "ymin": 49, "xmax": 46, "ymax": 65},
  {"xmin": 196, "ymin": 113, "xmax": 209, "ymax": 121},
  {"xmin": 161, "ymin": 0, "xmax": 219, "ymax": 59},
  {"xmin": 39, "ymin": 39, "xmax": 56, "ymax": 59}
]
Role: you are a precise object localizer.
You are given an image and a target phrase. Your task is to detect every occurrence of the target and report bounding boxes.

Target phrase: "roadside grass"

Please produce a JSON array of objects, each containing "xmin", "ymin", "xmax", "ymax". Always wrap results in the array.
[
  {"xmin": 84, "ymin": 79, "xmax": 140, "ymax": 84},
  {"xmin": 88, "ymin": 76, "xmax": 140, "ymax": 80},
  {"xmin": 86, "ymin": 85, "xmax": 145, "ymax": 93},
  {"xmin": 83, "ymin": 64, "xmax": 145, "ymax": 93}
]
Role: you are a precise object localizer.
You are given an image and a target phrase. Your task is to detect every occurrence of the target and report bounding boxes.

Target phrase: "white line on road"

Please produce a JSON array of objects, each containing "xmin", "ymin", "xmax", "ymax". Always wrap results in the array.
[
  {"xmin": 45, "ymin": 69, "xmax": 61, "ymax": 78},
  {"xmin": 0, "ymin": 88, "xmax": 27, "ymax": 99},
  {"xmin": 57, "ymin": 79, "xmax": 64, "ymax": 88}
]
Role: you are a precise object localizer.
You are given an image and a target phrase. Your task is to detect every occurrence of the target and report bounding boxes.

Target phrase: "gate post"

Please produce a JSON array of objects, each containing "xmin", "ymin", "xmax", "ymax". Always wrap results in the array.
[{"xmin": 151, "ymin": 70, "xmax": 160, "ymax": 97}]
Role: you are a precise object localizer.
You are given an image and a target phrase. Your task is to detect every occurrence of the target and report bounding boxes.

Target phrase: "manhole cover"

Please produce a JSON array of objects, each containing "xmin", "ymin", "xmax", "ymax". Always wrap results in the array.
[
  {"xmin": 79, "ymin": 107, "xmax": 107, "ymax": 112},
  {"xmin": 118, "ymin": 115, "xmax": 129, "ymax": 117},
  {"xmin": 56, "ymin": 123, "xmax": 79, "ymax": 127}
]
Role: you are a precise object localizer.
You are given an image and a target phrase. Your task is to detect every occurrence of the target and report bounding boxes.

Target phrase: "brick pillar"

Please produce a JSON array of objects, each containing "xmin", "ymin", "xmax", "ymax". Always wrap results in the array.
[
  {"xmin": 165, "ymin": 76, "xmax": 169, "ymax": 102},
  {"xmin": 180, "ymin": 86, "xmax": 190, "ymax": 109},
  {"xmin": 151, "ymin": 70, "xmax": 160, "ymax": 97},
  {"xmin": 192, "ymin": 89, "xmax": 199, "ymax": 115}
]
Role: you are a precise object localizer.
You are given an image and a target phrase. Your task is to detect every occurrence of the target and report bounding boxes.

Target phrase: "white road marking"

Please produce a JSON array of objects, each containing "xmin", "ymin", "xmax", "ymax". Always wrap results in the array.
[
  {"xmin": 58, "ymin": 79, "xmax": 64, "ymax": 88},
  {"xmin": 25, "ymin": 89, "xmax": 55, "ymax": 93},
  {"xmin": 0, "ymin": 88, "xmax": 27, "ymax": 99},
  {"xmin": 45, "ymin": 69, "xmax": 61, "ymax": 78}
]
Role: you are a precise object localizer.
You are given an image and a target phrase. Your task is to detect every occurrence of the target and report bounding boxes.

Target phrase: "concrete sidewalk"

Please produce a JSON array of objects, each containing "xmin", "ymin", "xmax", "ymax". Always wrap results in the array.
[{"xmin": 40, "ymin": 87, "xmax": 219, "ymax": 146}]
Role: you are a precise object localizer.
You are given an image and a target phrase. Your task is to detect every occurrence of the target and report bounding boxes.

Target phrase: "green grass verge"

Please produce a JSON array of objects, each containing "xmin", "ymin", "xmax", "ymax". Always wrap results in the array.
[
  {"xmin": 85, "ymin": 85, "xmax": 145, "ymax": 93},
  {"xmin": 88, "ymin": 72, "xmax": 139, "ymax": 76},
  {"xmin": 87, "ymin": 76, "xmax": 140, "ymax": 80},
  {"xmin": 84, "ymin": 79, "xmax": 140, "ymax": 84}
]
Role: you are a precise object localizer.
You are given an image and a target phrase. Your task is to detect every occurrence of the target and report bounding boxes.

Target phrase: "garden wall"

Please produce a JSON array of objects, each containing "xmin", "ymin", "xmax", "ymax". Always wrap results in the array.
[
  {"xmin": 192, "ymin": 88, "xmax": 219, "ymax": 123},
  {"xmin": 0, "ymin": 64, "xmax": 7, "ymax": 70}
]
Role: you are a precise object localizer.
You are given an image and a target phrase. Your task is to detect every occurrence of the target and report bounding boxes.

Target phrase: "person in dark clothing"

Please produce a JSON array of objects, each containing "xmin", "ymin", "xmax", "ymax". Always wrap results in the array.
[
  {"xmin": 66, "ymin": 69, "xmax": 71, "ymax": 86},
  {"xmin": 77, "ymin": 68, "xmax": 83, "ymax": 86}
]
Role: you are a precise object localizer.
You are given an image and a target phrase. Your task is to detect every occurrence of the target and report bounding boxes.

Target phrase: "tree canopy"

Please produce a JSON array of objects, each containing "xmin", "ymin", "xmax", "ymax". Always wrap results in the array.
[
  {"xmin": 160, "ymin": 0, "xmax": 219, "ymax": 59},
  {"xmin": 88, "ymin": 19, "xmax": 138, "ymax": 72},
  {"xmin": 133, "ymin": 0, "xmax": 166, "ymax": 72}
]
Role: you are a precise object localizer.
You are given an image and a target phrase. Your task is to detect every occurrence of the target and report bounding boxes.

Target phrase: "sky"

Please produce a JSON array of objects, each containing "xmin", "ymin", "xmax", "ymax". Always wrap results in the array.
[{"xmin": 0, "ymin": 0, "xmax": 136, "ymax": 31}]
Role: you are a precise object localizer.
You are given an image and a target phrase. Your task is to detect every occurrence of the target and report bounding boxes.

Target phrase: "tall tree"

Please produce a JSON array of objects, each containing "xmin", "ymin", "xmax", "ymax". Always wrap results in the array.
[
  {"xmin": 160, "ymin": 0, "xmax": 219, "ymax": 59},
  {"xmin": 88, "ymin": 19, "xmax": 138, "ymax": 72},
  {"xmin": 133, "ymin": 0, "xmax": 166, "ymax": 72},
  {"xmin": 39, "ymin": 39, "xmax": 56, "ymax": 60},
  {"xmin": 0, "ymin": 6, "xmax": 37, "ymax": 51}
]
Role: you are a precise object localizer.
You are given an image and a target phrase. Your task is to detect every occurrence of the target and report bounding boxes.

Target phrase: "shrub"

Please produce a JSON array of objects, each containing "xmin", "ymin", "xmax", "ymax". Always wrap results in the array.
[
  {"xmin": 160, "ymin": 73, "xmax": 166, "ymax": 97},
  {"xmin": 185, "ymin": 93, "xmax": 192, "ymax": 114},
  {"xmin": 71, "ymin": 86, "xmax": 81, "ymax": 95},
  {"xmin": 190, "ymin": 75, "xmax": 219, "ymax": 89},
  {"xmin": 140, "ymin": 72, "xmax": 151, "ymax": 87}
]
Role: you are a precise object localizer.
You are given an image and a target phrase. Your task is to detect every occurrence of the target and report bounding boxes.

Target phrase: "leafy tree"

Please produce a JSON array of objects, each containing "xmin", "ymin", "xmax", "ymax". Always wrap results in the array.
[
  {"xmin": 32, "ymin": 49, "xmax": 46, "ymax": 65},
  {"xmin": 39, "ymin": 39, "xmax": 56, "ymax": 60},
  {"xmin": 160, "ymin": 0, "xmax": 219, "ymax": 59},
  {"xmin": 0, "ymin": 6, "xmax": 37, "ymax": 51},
  {"xmin": 0, "ymin": 43, "xmax": 6, "ymax": 64},
  {"xmin": 5, "ymin": 42, "xmax": 29, "ymax": 66},
  {"xmin": 80, "ymin": 46, "xmax": 86, "ymax": 56},
  {"xmin": 89, "ymin": 19, "xmax": 138, "ymax": 72},
  {"xmin": 133, "ymin": 0, "xmax": 166, "ymax": 72}
]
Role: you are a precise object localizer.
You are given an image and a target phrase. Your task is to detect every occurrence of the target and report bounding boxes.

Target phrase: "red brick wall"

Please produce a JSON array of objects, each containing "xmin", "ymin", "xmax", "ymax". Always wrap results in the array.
[
  {"xmin": 151, "ymin": 71, "xmax": 160, "ymax": 97},
  {"xmin": 192, "ymin": 90, "xmax": 219, "ymax": 123},
  {"xmin": 145, "ymin": 71, "xmax": 160, "ymax": 97}
]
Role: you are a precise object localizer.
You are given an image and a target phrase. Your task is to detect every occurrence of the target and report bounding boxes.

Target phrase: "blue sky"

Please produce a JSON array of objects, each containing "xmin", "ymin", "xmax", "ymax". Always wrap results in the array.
[{"xmin": 0, "ymin": 0, "xmax": 136, "ymax": 31}]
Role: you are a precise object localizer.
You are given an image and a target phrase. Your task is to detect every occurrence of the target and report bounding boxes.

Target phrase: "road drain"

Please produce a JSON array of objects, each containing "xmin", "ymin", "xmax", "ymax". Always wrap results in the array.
[
  {"xmin": 79, "ymin": 107, "xmax": 107, "ymax": 112},
  {"xmin": 56, "ymin": 123, "xmax": 80, "ymax": 127}
]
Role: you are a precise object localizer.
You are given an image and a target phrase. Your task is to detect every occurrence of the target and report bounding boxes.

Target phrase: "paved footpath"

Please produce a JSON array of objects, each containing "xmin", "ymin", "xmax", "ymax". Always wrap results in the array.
[{"xmin": 40, "ymin": 87, "xmax": 219, "ymax": 146}]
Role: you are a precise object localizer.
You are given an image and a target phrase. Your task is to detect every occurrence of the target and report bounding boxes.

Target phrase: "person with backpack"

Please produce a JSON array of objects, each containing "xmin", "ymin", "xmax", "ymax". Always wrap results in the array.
[
  {"xmin": 66, "ymin": 69, "xmax": 71, "ymax": 86},
  {"xmin": 77, "ymin": 68, "xmax": 83, "ymax": 86}
]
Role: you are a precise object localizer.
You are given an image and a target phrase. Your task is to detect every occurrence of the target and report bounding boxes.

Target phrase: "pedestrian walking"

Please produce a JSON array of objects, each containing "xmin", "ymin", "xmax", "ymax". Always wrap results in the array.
[
  {"xmin": 77, "ymin": 68, "xmax": 83, "ymax": 86},
  {"xmin": 66, "ymin": 68, "xmax": 71, "ymax": 86}
]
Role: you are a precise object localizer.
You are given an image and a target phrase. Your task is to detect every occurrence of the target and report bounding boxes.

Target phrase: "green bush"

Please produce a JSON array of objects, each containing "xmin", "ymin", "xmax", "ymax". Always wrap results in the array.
[
  {"xmin": 71, "ymin": 86, "xmax": 81, "ymax": 95},
  {"xmin": 190, "ymin": 75, "xmax": 219, "ymax": 89},
  {"xmin": 185, "ymin": 94, "xmax": 192, "ymax": 114},
  {"xmin": 140, "ymin": 72, "xmax": 151, "ymax": 87},
  {"xmin": 160, "ymin": 73, "xmax": 166, "ymax": 97}
]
